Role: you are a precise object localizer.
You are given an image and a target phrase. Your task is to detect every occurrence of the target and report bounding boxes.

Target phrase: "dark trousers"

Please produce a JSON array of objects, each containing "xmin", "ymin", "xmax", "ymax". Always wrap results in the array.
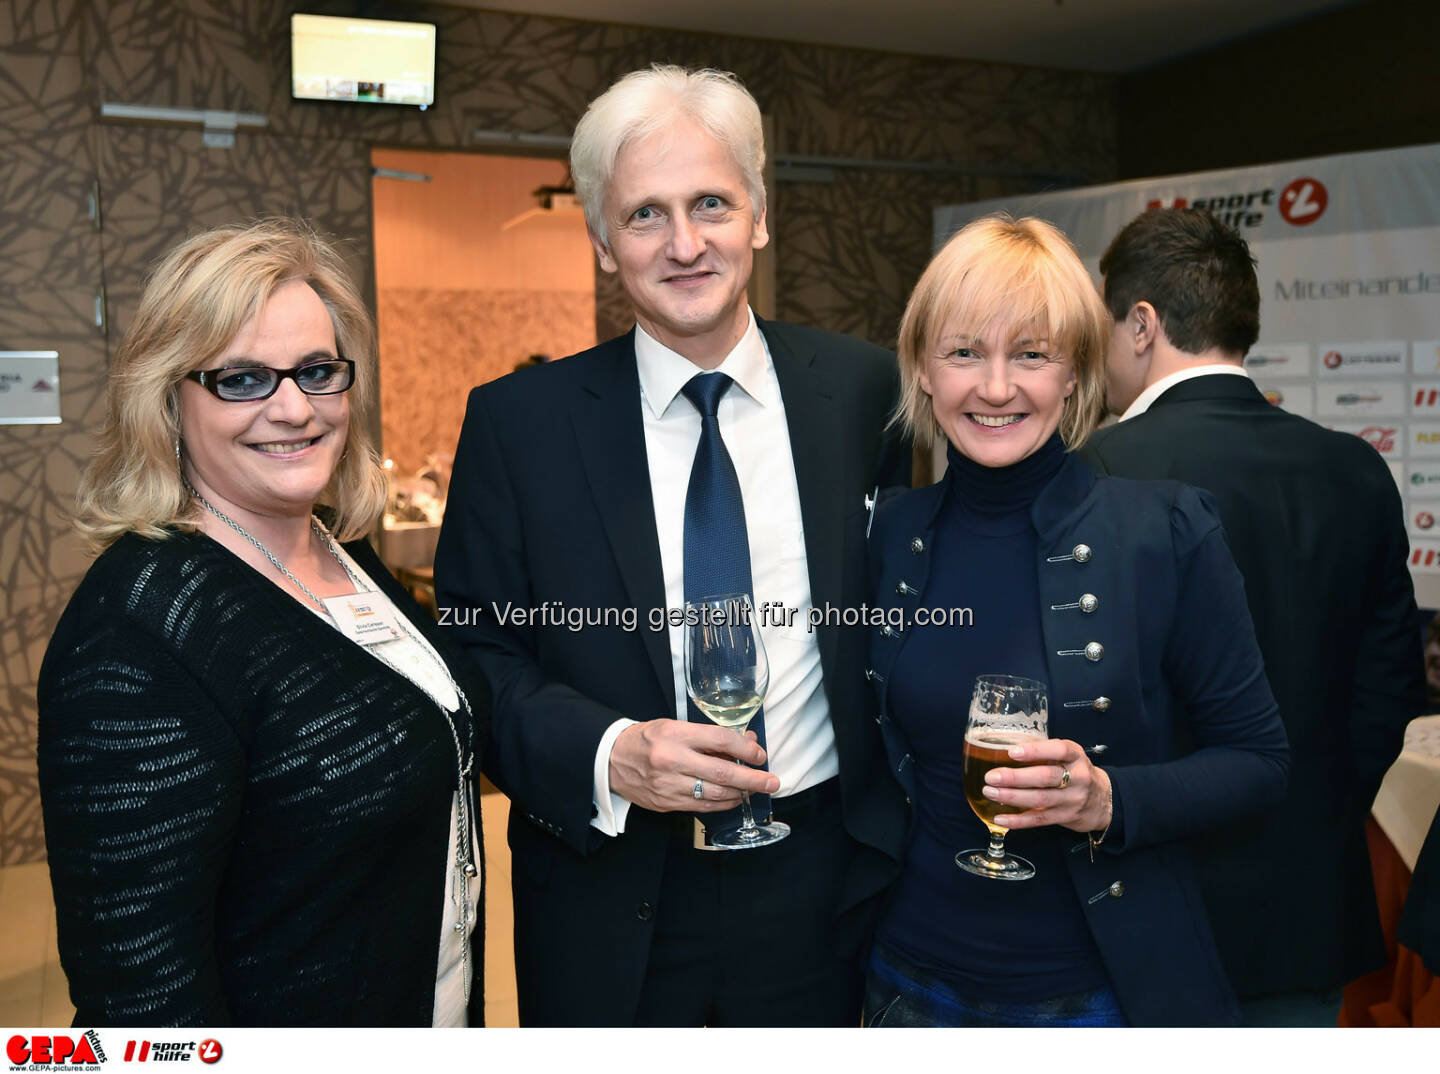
[{"xmin": 633, "ymin": 779, "xmax": 861, "ymax": 1026}]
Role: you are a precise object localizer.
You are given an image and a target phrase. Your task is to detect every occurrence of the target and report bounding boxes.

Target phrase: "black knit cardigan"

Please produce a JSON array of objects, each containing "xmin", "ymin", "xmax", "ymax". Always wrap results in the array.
[{"xmin": 37, "ymin": 529, "xmax": 491, "ymax": 1027}]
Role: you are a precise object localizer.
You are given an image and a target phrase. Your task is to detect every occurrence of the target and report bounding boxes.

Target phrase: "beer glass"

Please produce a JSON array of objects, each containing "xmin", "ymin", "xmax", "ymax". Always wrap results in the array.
[
  {"xmin": 683, "ymin": 594, "xmax": 789, "ymax": 849},
  {"xmin": 956, "ymin": 674, "xmax": 1049, "ymax": 880}
]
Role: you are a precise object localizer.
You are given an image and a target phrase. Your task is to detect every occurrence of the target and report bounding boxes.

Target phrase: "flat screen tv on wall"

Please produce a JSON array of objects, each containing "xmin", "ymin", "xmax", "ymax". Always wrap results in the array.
[{"xmin": 291, "ymin": 13, "xmax": 436, "ymax": 109}]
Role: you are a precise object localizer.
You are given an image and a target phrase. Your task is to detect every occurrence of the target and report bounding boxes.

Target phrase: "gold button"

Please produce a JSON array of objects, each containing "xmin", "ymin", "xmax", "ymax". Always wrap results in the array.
[
  {"xmin": 1084, "ymin": 642, "xmax": 1104, "ymax": 662},
  {"xmin": 1073, "ymin": 543, "xmax": 1092, "ymax": 563},
  {"xmin": 910, "ymin": 538, "xmax": 925, "ymax": 553},
  {"xmin": 1109, "ymin": 881, "xmax": 1125, "ymax": 897},
  {"xmin": 1093, "ymin": 696, "xmax": 1111, "ymax": 712},
  {"xmin": 1079, "ymin": 593, "xmax": 1098, "ymax": 613}
]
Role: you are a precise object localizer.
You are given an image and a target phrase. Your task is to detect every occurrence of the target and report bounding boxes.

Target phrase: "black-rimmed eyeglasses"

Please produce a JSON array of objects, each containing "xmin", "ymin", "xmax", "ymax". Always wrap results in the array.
[{"xmin": 185, "ymin": 358, "xmax": 355, "ymax": 402}]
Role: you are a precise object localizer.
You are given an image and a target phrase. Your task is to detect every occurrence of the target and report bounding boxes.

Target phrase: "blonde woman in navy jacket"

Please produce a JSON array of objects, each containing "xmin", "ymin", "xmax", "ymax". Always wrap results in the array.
[{"xmin": 863, "ymin": 214, "xmax": 1288, "ymax": 1027}]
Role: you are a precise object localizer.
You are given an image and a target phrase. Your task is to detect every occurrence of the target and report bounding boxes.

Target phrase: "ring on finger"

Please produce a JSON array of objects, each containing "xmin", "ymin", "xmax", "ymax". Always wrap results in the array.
[
  {"xmin": 1058, "ymin": 767, "xmax": 1071, "ymax": 789},
  {"xmin": 692, "ymin": 778, "xmax": 705, "ymax": 800}
]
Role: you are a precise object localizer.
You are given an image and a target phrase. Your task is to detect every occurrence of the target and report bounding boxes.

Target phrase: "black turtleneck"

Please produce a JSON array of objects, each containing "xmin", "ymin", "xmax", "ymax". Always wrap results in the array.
[{"xmin": 876, "ymin": 432, "xmax": 1107, "ymax": 1001}]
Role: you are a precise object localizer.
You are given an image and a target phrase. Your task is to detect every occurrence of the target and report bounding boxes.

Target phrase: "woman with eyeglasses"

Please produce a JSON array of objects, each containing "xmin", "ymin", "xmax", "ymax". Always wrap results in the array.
[{"xmin": 38, "ymin": 219, "xmax": 490, "ymax": 1026}]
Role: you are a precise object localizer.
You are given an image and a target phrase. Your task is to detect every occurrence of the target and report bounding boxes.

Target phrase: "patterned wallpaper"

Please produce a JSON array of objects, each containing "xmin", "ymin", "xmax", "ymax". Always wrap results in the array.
[
  {"xmin": 0, "ymin": 0, "xmax": 1114, "ymax": 864},
  {"xmin": 378, "ymin": 288, "xmax": 595, "ymax": 473}
]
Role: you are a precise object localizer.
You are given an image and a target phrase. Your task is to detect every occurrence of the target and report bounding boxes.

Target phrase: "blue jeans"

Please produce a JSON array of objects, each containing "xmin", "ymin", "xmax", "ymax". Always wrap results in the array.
[{"xmin": 864, "ymin": 943, "xmax": 1128, "ymax": 1027}]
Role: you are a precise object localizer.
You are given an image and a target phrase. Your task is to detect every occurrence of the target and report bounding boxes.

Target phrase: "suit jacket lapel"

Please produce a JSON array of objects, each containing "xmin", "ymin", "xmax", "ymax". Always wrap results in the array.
[
  {"xmin": 570, "ymin": 332, "xmax": 675, "ymax": 710},
  {"xmin": 764, "ymin": 319, "xmax": 846, "ymax": 678}
]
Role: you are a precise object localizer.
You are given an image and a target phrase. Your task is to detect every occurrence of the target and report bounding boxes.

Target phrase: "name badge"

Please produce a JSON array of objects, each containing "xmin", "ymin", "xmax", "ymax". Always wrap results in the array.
[{"xmin": 323, "ymin": 592, "xmax": 405, "ymax": 646}]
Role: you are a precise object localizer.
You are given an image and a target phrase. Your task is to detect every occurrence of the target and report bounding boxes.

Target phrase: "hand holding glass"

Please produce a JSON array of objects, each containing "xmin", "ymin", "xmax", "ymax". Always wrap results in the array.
[
  {"xmin": 957, "ymin": 674, "xmax": 1049, "ymax": 880},
  {"xmin": 683, "ymin": 594, "xmax": 790, "ymax": 849}
]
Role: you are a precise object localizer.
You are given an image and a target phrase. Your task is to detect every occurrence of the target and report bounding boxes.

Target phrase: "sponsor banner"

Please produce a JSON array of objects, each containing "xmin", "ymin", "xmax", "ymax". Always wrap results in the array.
[
  {"xmin": 1315, "ymin": 341, "xmax": 1408, "ymax": 378},
  {"xmin": 1389, "ymin": 461, "xmax": 1406, "ymax": 493},
  {"xmin": 1244, "ymin": 343, "xmax": 1311, "ymax": 379},
  {"xmin": 1414, "ymin": 340, "xmax": 1440, "ymax": 376},
  {"xmin": 1412, "ymin": 424, "xmax": 1440, "ymax": 458},
  {"xmin": 1315, "ymin": 381, "xmax": 1407, "ymax": 418},
  {"xmin": 1255, "ymin": 382, "xmax": 1313, "ymax": 419},
  {"xmin": 1409, "ymin": 501, "xmax": 1440, "ymax": 539},
  {"xmin": 1329, "ymin": 422, "xmax": 1403, "ymax": 457}
]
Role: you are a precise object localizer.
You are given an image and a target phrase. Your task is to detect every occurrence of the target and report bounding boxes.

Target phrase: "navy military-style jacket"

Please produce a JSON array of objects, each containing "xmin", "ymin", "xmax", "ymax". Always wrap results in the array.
[{"xmin": 867, "ymin": 452, "xmax": 1289, "ymax": 1027}]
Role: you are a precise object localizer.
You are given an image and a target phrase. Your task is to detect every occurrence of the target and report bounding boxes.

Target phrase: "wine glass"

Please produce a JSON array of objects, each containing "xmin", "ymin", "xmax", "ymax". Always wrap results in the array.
[
  {"xmin": 956, "ymin": 674, "xmax": 1049, "ymax": 880},
  {"xmin": 683, "ymin": 593, "xmax": 790, "ymax": 849}
]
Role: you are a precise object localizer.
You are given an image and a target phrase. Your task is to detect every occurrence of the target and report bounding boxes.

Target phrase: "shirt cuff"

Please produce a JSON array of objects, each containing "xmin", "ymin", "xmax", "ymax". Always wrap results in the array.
[{"xmin": 590, "ymin": 717, "xmax": 638, "ymax": 837}]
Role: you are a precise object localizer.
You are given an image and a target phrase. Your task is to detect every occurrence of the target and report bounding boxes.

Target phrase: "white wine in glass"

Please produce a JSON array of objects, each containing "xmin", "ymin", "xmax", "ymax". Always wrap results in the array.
[
  {"xmin": 683, "ymin": 593, "xmax": 790, "ymax": 850},
  {"xmin": 956, "ymin": 674, "xmax": 1049, "ymax": 880}
]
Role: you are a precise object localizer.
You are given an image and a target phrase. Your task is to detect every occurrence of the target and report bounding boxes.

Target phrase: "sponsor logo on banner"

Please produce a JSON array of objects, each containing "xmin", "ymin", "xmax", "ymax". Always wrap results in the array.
[
  {"xmin": 1413, "ymin": 341, "xmax": 1440, "ymax": 376},
  {"xmin": 1410, "ymin": 541, "xmax": 1440, "ymax": 574},
  {"xmin": 1412, "ymin": 425, "xmax": 1440, "ymax": 458},
  {"xmin": 6, "ymin": 1032, "xmax": 106, "ymax": 1068},
  {"xmin": 1314, "ymin": 341, "xmax": 1407, "ymax": 377},
  {"xmin": 1414, "ymin": 383, "xmax": 1440, "ymax": 413},
  {"xmin": 1409, "ymin": 465, "xmax": 1440, "ymax": 490},
  {"xmin": 1278, "ymin": 177, "xmax": 1328, "ymax": 226},
  {"xmin": 1315, "ymin": 381, "xmax": 1406, "ymax": 418},
  {"xmin": 1145, "ymin": 189, "xmax": 1272, "ymax": 230},
  {"xmin": 1256, "ymin": 382, "xmax": 1313, "ymax": 419},
  {"xmin": 1143, "ymin": 174, "xmax": 1327, "ymax": 230},
  {"xmin": 1330, "ymin": 424, "xmax": 1402, "ymax": 456},
  {"xmin": 121, "ymin": 1039, "xmax": 220, "ymax": 1064},
  {"xmin": 1244, "ymin": 343, "xmax": 1310, "ymax": 378},
  {"xmin": 1414, "ymin": 508, "xmax": 1437, "ymax": 532}
]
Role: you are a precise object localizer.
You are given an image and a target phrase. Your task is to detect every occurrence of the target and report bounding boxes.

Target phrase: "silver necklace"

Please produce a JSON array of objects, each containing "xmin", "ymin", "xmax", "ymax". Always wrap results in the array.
[
  {"xmin": 186, "ymin": 480, "xmax": 480, "ymax": 1000},
  {"xmin": 185, "ymin": 479, "xmax": 337, "ymax": 611}
]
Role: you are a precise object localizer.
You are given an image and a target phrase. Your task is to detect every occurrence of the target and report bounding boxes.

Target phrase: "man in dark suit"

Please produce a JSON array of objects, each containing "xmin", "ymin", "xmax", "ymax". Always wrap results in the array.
[
  {"xmin": 1081, "ymin": 207, "xmax": 1425, "ymax": 1025},
  {"xmin": 434, "ymin": 65, "xmax": 907, "ymax": 1027}
]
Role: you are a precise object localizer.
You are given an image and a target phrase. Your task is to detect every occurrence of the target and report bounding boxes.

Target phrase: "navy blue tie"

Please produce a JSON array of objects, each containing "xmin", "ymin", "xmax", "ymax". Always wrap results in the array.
[{"xmin": 681, "ymin": 373, "xmax": 770, "ymax": 828}]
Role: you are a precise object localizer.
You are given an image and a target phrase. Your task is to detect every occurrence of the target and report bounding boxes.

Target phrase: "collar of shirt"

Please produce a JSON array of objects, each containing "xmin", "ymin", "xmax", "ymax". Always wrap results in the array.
[
  {"xmin": 1120, "ymin": 363, "xmax": 1251, "ymax": 421},
  {"xmin": 635, "ymin": 310, "xmax": 776, "ymax": 420}
]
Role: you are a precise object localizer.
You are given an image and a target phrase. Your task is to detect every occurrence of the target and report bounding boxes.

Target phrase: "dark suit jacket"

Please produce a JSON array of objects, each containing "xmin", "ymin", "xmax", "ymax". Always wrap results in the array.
[
  {"xmin": 434, "ymin": 320, "xmax": 910, "ymax": 1026},
  {"xmin": 1081, "ymin": 374, "xmax": 1425, "ymax": 998}
]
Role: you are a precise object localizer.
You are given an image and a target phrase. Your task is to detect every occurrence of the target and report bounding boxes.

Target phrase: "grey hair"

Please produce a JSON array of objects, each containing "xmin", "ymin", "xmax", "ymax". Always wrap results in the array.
[{"xmin": 570, "ymin": 64, "xmax": 766, "ymax": 246}]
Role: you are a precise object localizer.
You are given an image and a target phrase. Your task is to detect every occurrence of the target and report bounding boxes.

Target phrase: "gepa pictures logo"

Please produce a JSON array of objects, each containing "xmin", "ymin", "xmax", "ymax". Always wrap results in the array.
[{"xmin": 6, "ymin": 1031, "xmax": 105, "ymax": 1067}]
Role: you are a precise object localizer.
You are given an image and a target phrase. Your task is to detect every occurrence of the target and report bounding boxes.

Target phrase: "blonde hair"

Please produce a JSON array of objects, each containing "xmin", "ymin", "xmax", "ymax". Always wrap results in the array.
[
  {"xmin": 75, "ymin": 218, "xmax": 387, "ymax": 551},
  {"xmin": 894, "ymin": 213, "xmax": 1110, "ymax": 452},
  {"xmin": 570, "ymin": 64, "xmax": 766, "ymax": 245}
]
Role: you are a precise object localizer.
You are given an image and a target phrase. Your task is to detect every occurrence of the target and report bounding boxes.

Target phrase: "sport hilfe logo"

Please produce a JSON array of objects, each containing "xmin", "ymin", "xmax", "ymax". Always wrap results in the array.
[
  {"xmin": 1143, "ymin": 175, "xmax": 1328, "ymax": 229},
  {"xmin": 6, "ymin": 1033, "xmax": 105, "ymax": 1066},
  {"xmin": 121, "ymin": 1039, "xmax": 221, "ymax": 1064}
]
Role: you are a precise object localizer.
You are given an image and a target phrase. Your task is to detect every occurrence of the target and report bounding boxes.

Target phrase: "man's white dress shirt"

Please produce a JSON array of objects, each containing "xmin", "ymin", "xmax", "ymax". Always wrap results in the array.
[{"xmin": 589, "ymin": 311, "xmax": 839, "ymax": 835}]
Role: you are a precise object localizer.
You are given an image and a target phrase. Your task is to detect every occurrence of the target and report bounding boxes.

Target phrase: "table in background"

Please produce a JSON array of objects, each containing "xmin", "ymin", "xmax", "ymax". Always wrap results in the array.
[{"xmin": 1340, "ymin": 715, "xmax": 1440, "ymax": 1027}]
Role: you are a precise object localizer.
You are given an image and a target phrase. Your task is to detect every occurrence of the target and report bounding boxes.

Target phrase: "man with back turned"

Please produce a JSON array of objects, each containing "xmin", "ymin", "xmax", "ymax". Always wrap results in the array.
[
  {"xmin": 434, "ymin": 65, "xmax": 908, "ymax": 1026},
  {"xmin": 1081, "ymin": 207, "xmax": 1425, "ymax": 1025}
]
